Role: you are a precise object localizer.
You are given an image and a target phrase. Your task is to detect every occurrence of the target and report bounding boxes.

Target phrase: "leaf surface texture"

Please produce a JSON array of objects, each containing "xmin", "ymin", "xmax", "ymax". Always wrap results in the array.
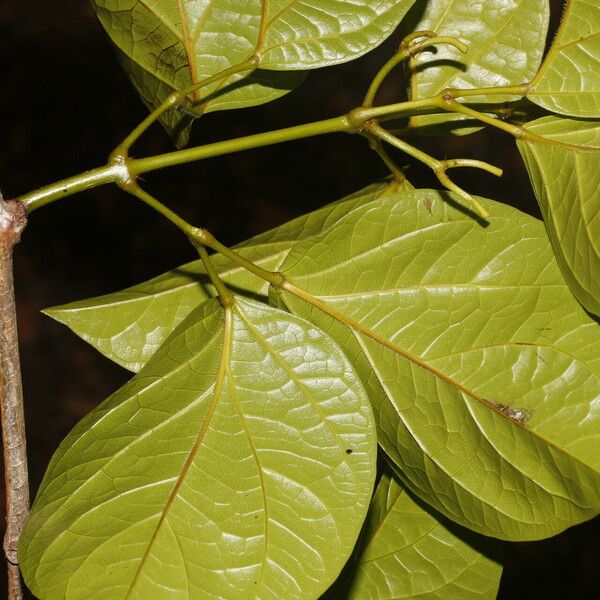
[
  {"xmin": 90, "ymin": 0, "xmax": 416, "ymax": 143},
  {"xmin": 341, "ymin": 470, "xmax": 502, "ymax": 600},
  {"xmin": 19, "ymin": 297, "xmax": 376, "ymax": 599},
  {"xmin": 527, "ymin": 0, "xmax": 600, "ymax": 117},
  {"xmin": 408, "ymin": 0, "xmax": 548, "ymax": 133},
  {"xmin": 518, "ymin": 116, "xmax": 600, "ymax": 315},
  {"xmin": 44, "ymin": 182, "xmax": 396, "ymax": 372},
  {"xmin": 277, "ymin": 189, "xmax": 600, "ymax": 540}
]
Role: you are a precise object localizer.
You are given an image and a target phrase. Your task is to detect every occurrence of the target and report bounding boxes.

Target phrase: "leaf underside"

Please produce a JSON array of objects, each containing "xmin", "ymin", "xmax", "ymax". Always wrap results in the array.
[
  {"xmin": 91, "ymin": 0, "xmax": 417, "ymax": 145},
  {"xmin": 336, "ymin": 469, "xmax": 502, "ymax": 600},
  {"xmin": 527, "ymin": 0, "xmax": 600, "ymax": 118},
  {"xmin": 408, "ymin": 0, "xmax": 549, "ymax": 134},
  {"xmin": 518, "ymin": 115, "xmax": 600, "ymax": 315},
  {"xmin": 19, "ymin": 297, "xmax": 377, "ymax": 599},
  {"xmin": 276, "ymin": 189, "xmax": 600, "ymax": 540}
]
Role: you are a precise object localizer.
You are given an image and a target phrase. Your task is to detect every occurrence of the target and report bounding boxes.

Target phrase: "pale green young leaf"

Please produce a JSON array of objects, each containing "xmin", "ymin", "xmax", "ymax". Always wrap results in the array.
[
  {"xmin": 277, "ymin": 189, "xmax": 600, "ymax": 541},
  {"xmin": 19, "ymin": 297, "xmax": 376, "ymax": 600},
  {"xmin": 91, "ymin": 0, "xmax": 416, "ymax": 145},
  {"xmin": 527, "ymin": 0, "xmax": 600, "ymax": 117},
  {"xmin": 517, "ymin": 116, "xmax": 600, "ymax": 315},
  {"xmin": 337, "ymin": 469, "xmax": 502, "ymax": 600},
  {"xmin": 44, "ymin": 181, "xmax": 399, "ymax": 372},
  {"xmin": 408, "ymin": 0, "xmax": 549, "ymax": 134}
]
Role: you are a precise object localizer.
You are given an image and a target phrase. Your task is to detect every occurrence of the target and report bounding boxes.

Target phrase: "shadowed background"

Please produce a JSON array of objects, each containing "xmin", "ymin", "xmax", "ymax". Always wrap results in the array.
[{"xmin": 1, "ymin": 1, "xmax": 598, "ymax": 597}]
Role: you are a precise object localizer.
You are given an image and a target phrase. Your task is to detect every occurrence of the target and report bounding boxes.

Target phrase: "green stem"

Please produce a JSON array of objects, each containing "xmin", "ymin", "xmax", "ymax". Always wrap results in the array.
[
  {"xmin": 366, "ymin": 135, "xmax": 407, "ymax": 182},
  {"xmin": 123, "ymin": 184, "xmax": 197, "ymax": 237},
  {"xmin": 366, "ymin": 122, "xmax": 491, "ymax": 218},
  {"xmin": 17, "ymin": 95, "xmax": 493, "ymax": 212},
  {"xmin": 364, "ymin": 34, "xmax": 467, "ymax": 107},
  {"xmin": 366, "ymin": 122, "xmax": 440, "ymax": 169},
  {"xmin": 435, "ymin": 95, "xmax": 527, "ymax": 137},
  {"xmin": 119, "ymin": 182, "xmax": 282, "ymax": 293},
  {"xmin": 13, "ymin": 85, "xmax": 560, "ymax": 214},
  {"xmin": 18, "ymin": 164, "xmax": 122, "ymax": 212},
  {"xmin": 195, "ymin": 244, "xmax": 235, "ymax": 307},
  {"xmin": 128, "ymin": 115, "xmax": 351, "ymax": 176},
  {"xmin": 363, "ymin": 50, "xmax": 409, "ymax": 108},
  {"xmin": 113, "ymin": 59, "xmax": 257, "ymax": 157},
  {"xmin": 195, "ymin": 230, "xmax": 285, "ymax": 289},
  {"xmin": 446, "ymin": 84, "xmax": 529, "ymax": 99}
]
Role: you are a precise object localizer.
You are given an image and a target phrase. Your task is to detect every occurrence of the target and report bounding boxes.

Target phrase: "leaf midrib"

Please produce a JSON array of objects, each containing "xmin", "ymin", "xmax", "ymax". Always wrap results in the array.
[
  {"xmin": 125, "ymin": 306, "xmax": 232, "ymax": 597},
  {"xmin": 236, "ymin": 301, "xmax": 347, "ymax": 453},
  {"xmin": 354, "ymin": 332, "xmax": 560, "ymax": 521},
  {"xmin": 226, "ymin": 347, "xmax": 269, "ymax": 598},
  {"xmin": 41, "ymin": 325, "xmax": 223, "ymax": 491},
  {"xmin": 284, "ymin": 282, "xmax": 600, "ymax": 479}
]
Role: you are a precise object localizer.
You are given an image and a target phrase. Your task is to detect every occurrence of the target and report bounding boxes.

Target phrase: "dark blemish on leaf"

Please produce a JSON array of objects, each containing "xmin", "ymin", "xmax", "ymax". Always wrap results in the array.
[
  {"xmin": 489, "ymin": 400, "xmax": 533, "ymax": 425},
  {"xmin": 423, "ymin": 197, "xmax": 433, "ymax": 214},
  {"xmin": 346, "ymin": 448, "xmax": 353, "ymax": 454}
]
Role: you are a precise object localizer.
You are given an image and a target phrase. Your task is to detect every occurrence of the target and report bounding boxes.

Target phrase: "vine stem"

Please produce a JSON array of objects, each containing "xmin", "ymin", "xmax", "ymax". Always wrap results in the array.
[{"xmin": 0, "ymin": 197, "xmax": 29, "ymax": 600}]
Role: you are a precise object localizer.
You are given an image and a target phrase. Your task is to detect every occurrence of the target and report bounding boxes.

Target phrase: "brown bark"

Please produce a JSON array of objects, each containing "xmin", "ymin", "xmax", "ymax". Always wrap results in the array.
[{"xmin": 0, "ymin": 197, "xmax": 29, "ymax": 600}]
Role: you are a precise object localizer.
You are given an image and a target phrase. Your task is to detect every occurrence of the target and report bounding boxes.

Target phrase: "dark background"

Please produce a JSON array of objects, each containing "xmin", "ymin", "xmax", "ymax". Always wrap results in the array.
[{"xmin": 1, "ymin": 1, "xmax": 598, "ymax": 598}]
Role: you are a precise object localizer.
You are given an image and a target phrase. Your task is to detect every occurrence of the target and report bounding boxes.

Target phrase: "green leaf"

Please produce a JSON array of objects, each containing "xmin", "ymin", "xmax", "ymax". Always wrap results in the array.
[
  {"xmin": 408, "ymin": 0, "xmax": 549, "ymax": 134},
  {"xmin": 276, "ymin": 189, "xmax": 600, "ymax": 541},
  {"xmin": 20, "ymin": 297, "xmax": 377, "ymax": 600},
  {"xmin": 517, "ymin": 115, "xmax": 600, "ymax": 315},
  {"xmin": 44, "ymin": 181, "xmax": 402, "ymax": 372},
  {"xmin": 336, "ymin": 469, "xmax": 502, "ymax": 599},
  {"xmin": 527, "ymin": 0, "xmax": 600, "ymax": 117},
  {"xmin": 257, "ymin": 0, "xmax": 417, "ymax": 70},
  {"xmin": 91, "ymin": 1, "xmax": 416, "ymax": 145}
]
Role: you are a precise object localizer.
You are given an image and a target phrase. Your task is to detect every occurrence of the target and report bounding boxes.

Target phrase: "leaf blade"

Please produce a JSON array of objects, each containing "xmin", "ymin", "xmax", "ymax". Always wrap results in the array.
[
  {"xmin": 277, "ymin": 189, "xmax": 600, "ymax": 540},
  {"xmin": 91, "ymin": 0, "xmax": 417, "ymax": 144},
  {"xmin": 517, "ymin": 115, "xmax": 600, "ymax": 315},
  {"xmin": 527, "ymin": 0, "xmax": 600, "ymax": 117},
  {"xmin": 259, "ymin": 0, "xmax": 417, "ymax": 69},
  {"xmin": 339, "ymin": 469, "xmax": 502, "ymax": 600},
  {"xmin": 20, "ymin": 297, "xmax": 377, "ymax": 599},
  {"xmin": 408, "ymin": 0, "xmax": 549, "ymax": 134}
]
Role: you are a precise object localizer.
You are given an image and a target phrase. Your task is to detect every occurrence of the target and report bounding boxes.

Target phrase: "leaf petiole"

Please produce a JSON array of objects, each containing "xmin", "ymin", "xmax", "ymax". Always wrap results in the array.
[
  {"xmin": 365, "ymin": 122, "xmax": 492, "ymax": 218},
  {"xmin": 363, "ymin": 33, "xmax": 468, "ymax": 108},
  {"xmin": 194, "ymin": 244, "xmax": 235, "ymax": 308},
  {"xmin": 112, "ymin": 59, "xmax": 259, "ymax": 158}
]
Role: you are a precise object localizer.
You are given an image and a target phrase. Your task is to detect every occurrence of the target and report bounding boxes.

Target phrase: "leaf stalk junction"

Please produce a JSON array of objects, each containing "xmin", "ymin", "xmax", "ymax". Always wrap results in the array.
[{"xmin": 15, "ymin": 32, "xmax": 569, "ymax": 282}]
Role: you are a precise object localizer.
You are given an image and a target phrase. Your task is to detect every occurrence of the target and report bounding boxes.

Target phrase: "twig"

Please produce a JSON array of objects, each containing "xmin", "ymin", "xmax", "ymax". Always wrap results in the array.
[{"xmin": 0, "ymin": 196, "xmax": 29, "ymax": 600}]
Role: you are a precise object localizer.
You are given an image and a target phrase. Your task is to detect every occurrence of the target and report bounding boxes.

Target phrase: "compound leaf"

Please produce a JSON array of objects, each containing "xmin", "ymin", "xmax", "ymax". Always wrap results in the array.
[
  {"xmin": 527, "ymin": 0, "xmax": 600, "ymax": 117},
  {"xmin": 337, "ymin": 469, "xmax": 502, "ymax": 600},
  {"xmin": 518, "ymin": 115, "xmax": 600, "ymax": 315},
  {"xmin": 408, "ymin": 0, "xmax": 549, "ymax": 134},
  {"xmin": 44, "ymin": 181, "xmax": 403, "ymax": 372},
  {"xmin": 276, "ymin": 189, "xmax": 600, "ymax": 541},
  {"xmin": 91, "ymin": 0, "xmax": 416, "ymax": 145},
  {"xmin": 20, "ymin": 297, "xmax": 376, "ymax": 600}
]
